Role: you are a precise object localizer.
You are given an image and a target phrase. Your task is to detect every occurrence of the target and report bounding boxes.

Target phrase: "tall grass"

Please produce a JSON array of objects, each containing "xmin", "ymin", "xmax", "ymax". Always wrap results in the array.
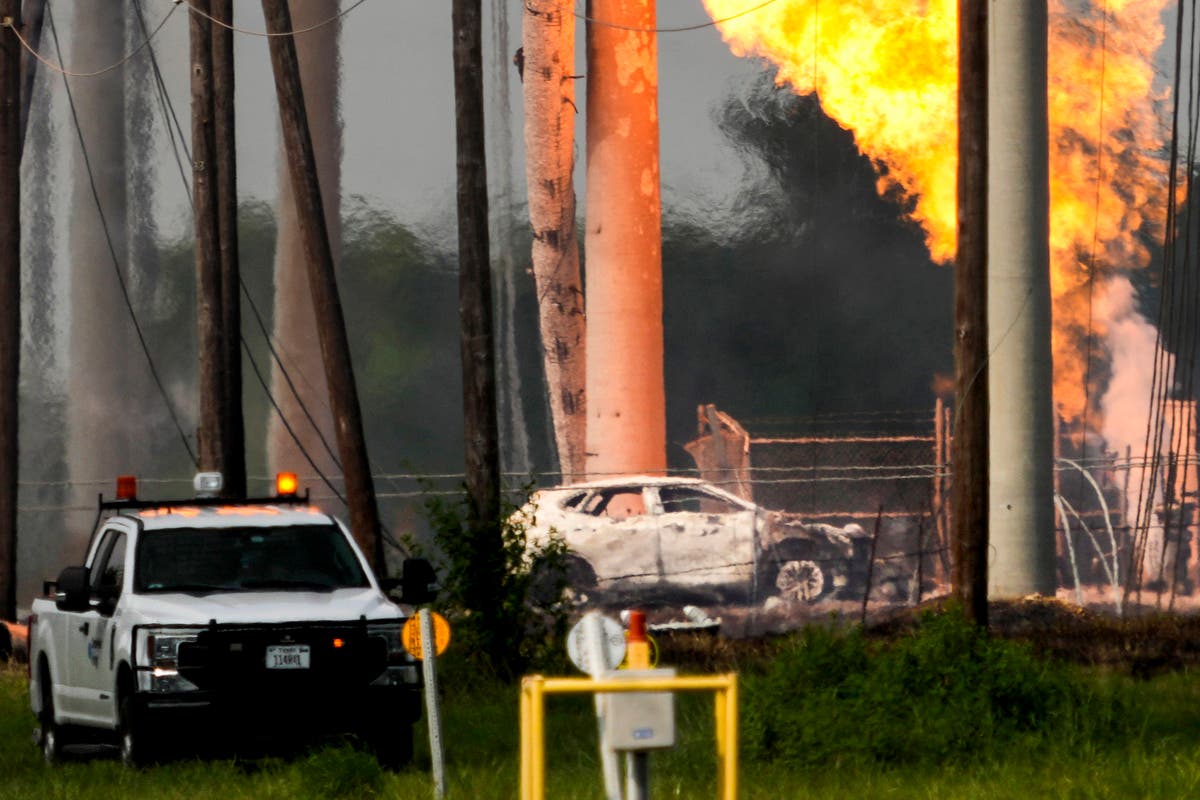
[
  {"xmin": 743, "ymin": 612, "xmax": 1130, "ymax": 767},
  {"xmin": 4, "ymin": 614, "xmax": 1200, "ymax": 798}
]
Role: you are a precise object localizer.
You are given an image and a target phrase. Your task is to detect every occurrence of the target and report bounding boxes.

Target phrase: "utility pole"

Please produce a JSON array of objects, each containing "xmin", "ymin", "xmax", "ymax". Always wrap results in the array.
[
  {"xmin": 190, "ymin": 0, "xmax": 226, "ymax": 488},
  {"xmin": 260, "ymin": 0, "xmax": 384, "ymax": 573},
  {"xmin": 16, "ymin": 0, "xmax": 44, "ymax": 157},
  {"xmin": 211, "ymin": 0, "xmax": 245, "ymax": 498},
  {"xmin": 584, "ymin": 0, "xmax": 665, "ymax": 479},
  {"xmin": 452, "ymin": 0, "xmax": 505, "ymax": 648},
  {"xmin": 952, "ymin": 0, "xmax": 988, "ymax": 626},
  {"xmin": 0, "ymin": 0, "xmax": 21, "ymax": 621},
  {"xmin": 986, "ymin": 2, "xmax": 1055, "ymax": 599}
]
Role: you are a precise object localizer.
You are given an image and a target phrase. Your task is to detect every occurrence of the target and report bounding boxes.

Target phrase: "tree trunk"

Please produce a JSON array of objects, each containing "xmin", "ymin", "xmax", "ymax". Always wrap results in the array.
[
  {"xmin": 268, "ymin": 0, "xmax": 341, "ymax": 493},
  {"xmin": 584, "ymin": 0, "xmax": 664, "ymax": 479},
  {"xmin": 523, "ymin": 0, "xmax": 586, "ymax": 483}
]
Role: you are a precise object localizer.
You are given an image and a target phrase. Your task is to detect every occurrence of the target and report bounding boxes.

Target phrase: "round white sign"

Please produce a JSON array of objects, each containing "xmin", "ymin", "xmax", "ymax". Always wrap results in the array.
[{"xmin": 566, "ymin": 612, "xmax": 626, "ymax": 675}]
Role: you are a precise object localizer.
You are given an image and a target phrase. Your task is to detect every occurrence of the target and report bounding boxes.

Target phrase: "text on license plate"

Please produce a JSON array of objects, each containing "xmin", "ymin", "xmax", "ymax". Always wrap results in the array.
[{"xmin": 266, "ymin": 644, "xmax": 311, "ymax": 669}]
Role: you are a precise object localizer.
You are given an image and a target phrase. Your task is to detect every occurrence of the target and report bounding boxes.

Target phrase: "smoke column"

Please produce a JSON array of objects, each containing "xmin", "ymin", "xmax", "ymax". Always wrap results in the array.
[
  {"xmin": 66, "ymin": 5, "xmax": 135, "ymax": 548},
  {"xmin": 17, "ymin": 55, "xmax": 62, "ymax": 604}
]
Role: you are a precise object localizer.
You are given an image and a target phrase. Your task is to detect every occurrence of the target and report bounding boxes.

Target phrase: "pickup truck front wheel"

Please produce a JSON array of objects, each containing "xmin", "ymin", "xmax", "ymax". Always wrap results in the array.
[
  {"xmin": 359, "ymin": 722, "xmax": 413, "ymax": 770},
  {"xmin": 118, "ymin": 681, "xmax": 156, "ymax": 767}
]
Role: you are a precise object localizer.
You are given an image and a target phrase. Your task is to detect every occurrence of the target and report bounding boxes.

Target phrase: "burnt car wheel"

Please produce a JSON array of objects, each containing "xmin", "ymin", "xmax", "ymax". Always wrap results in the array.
[
  {"xmin": 758, "ymin": 538, "xmax": 831, "ymax": 603},
  {"xmin": 775, "ymin": 560, "xmax": 827, "ymax": 602}
]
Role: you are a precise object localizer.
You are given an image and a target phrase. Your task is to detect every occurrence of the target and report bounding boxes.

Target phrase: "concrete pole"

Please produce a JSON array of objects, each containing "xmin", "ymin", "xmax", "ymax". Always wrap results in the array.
[
  {"xmin": 584, "ymin": 0, "xmax": 665, "ymax": 479},
  {"xmin": 987, "ymin": 1, "xmax": 1057, "ymax": 597}
]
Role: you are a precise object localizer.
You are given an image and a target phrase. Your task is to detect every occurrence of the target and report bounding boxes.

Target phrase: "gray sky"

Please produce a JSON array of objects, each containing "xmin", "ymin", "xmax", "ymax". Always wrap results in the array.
[{"xmin": 166, "ymin": 1, "xmax": 770, "ymax": 236}]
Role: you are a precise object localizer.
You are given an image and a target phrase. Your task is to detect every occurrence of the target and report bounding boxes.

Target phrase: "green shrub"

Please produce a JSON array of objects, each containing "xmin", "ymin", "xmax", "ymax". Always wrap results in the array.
[
  {"xmin": 420, "ymin": 483, "xmax": 571, "ymax": 678},
  {"xmin": 743, "ymin": 612, "xmax": 1129, "ymax": 767}
]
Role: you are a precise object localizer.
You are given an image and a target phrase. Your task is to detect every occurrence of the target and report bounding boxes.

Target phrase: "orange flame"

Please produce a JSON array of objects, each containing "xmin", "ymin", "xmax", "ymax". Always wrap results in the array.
[{"xmin": 704, "ymin": 0, "xmax": 1172, "ymax": 424}]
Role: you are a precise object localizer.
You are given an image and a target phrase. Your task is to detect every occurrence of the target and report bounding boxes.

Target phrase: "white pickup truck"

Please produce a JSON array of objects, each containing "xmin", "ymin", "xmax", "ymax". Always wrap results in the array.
[{"xmin": 27, "ymin": 474, "xmax": 436, "ymax": 767}]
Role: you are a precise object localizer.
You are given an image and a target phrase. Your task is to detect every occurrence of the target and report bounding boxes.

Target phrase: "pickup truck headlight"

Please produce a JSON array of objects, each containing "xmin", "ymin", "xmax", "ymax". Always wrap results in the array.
[
  {"xmin": 367, "ymin": 621, "xmax": 420, "ymax": 686},
  {"xmin": 138, "ymin": 629, "xmax": 201, "ymax": 693}
]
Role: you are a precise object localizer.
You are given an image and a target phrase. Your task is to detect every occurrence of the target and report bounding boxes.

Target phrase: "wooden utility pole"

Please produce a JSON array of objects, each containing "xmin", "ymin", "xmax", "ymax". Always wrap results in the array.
[
  {"xmin": 260, "ymin": 0, "xmax": 384, "ymax": 572},
  {"xmin": 452, "ymin": 0, "xmax": 504, "ymax": 642},
  {"xmin": 952, "ymin": 0, "xmax": 989, "ymax": 627},
  {"xmin": 190, "ymin": 0, "xmax": 226, "ymax": 486},
  {"xmin": 211, "ymin": 0, "xmax": 244, "ymax": 498},
  {"xmin": 0, "ymin": 0, "xmax": 21, "ymax": 621},
  {"xmin": 16, "ymin": 0, "xmax": 44, "ymax": 157}
]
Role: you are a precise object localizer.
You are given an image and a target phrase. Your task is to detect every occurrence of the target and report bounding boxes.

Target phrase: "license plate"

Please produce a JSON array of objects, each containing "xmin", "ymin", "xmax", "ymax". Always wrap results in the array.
[{"xmin": 265, "ymin": 644, "xmax": 310, "ymax": 669}]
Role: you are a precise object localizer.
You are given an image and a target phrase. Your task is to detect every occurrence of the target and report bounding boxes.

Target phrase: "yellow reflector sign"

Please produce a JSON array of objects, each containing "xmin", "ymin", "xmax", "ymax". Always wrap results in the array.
[{"xmin": 402, "ymin": 611, "xmax": 451, "ymax": 658}]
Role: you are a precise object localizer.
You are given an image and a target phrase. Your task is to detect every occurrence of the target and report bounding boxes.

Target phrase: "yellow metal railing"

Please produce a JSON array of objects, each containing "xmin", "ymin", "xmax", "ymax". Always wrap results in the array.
[{"xmin": 518, "ymin": 673, "xmax": 739, "ymax": 800}]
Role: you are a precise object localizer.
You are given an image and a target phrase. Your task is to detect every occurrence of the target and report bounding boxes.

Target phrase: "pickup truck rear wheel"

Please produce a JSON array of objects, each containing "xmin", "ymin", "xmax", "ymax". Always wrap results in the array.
[{"xmin": 37, "ymin": 661, "xmax": 64, "ymax": 764}]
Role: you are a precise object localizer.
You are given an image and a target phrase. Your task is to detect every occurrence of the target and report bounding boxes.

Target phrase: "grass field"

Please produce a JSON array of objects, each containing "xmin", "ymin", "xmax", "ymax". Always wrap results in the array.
[{"xmin": 6, "ymin": 619, "xmax": 1200, "ymax": 799}]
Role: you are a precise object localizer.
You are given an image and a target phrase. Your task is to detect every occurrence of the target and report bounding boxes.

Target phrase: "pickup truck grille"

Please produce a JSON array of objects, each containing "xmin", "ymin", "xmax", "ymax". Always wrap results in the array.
[{"xmin": 176, "ymin": 622, "xmax": 389, "ymax": 693}]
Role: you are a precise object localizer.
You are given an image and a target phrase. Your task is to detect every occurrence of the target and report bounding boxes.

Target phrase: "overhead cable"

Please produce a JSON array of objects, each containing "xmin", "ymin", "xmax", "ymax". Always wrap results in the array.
[
  {"xmin": 182, "ymin": 0, "xmax": 369, "ymax": 38},
  {"xmin": 564, "ymin": 0, "xmax": 782, "ymax": 33},
  {"xmin": 2, "ymin": 2, "xmax": 177, "ymax": 78}
]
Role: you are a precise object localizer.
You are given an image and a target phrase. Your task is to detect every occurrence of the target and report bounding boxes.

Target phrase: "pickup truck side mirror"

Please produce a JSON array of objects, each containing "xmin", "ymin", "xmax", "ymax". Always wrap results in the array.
[
  {"xmin": 388, "ymin": 558, "xmax": 437, "ymax": 606},
  {"xmin": 54, "ymin": 566, "xmax": 91, "ymax": 613}
]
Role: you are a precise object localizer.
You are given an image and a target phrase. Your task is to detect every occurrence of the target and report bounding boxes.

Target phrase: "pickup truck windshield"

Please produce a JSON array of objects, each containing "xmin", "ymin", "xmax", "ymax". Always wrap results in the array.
[{"xmin": 135, "ymin": 524, "xmax": 370, "ymax": 593}]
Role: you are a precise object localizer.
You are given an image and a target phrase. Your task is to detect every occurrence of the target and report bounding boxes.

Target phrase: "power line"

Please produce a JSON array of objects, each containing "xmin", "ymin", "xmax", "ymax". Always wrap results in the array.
[
  {"xmin": 128, "ymin": 0, "xmax": 409, "ymax": 553},
  {"xmin": 130, "ymin": 0, "xmax": 346, "ymax": 475},
  {"xmin": 133, "ymin": 0, "xmax": 192, "ymax": 200},
  {"xmin": 181, "ymin": 0, "xmax": 369, "ymax": 38},
  {"xmin": 2, "ymin": 2, "xmax": 177, "ymax": 78},
  {"xmin": 46, "ymin": 0, "xmax": 198, "ymax": 467},
  {"xmin": 565, "ymin": 0, "xmax": 782, "ymax": 34}
]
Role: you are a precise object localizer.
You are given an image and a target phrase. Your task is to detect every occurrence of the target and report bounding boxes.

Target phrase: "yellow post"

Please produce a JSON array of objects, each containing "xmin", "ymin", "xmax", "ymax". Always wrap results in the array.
[
  {"xmin": 723, "ymin": 678, "xmax": 739, "ymax": 800},
  {"xmin": 531, "ymin": 678, "xmax": 546, "ymax": 800},
  {"xmin": 518, "ymin": 673, "xmax": 738, "ymax": 800},
  {"xmin": 714, "ymin": 688, "xmax": 727, "ymax": 798},
  {"xmin": 519, "ymin": 679, "xmax": 531, "ymax": 800}
]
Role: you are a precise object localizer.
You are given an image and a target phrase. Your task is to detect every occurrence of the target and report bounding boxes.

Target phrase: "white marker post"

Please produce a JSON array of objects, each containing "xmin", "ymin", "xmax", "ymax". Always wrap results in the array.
[
  {"xmin": 567, "ymin": 612, "xmax": 625, "ymax": 800},
  {"xmin": 420, "ymin": 609, "xmax": 445, "ymax": 799},
  {"xmin": 585, "ymin": 614, "xmax": 623, "ymax": 800}
]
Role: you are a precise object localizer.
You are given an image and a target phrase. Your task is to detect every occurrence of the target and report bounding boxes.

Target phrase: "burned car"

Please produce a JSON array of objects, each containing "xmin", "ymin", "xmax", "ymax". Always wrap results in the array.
[{"xmin": 518, "ymin": 476, "xmax": 868, "ymax": 607}]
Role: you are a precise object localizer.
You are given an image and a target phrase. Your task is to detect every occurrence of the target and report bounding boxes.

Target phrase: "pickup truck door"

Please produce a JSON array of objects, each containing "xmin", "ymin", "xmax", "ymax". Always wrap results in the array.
[{"xmin": 65, "ymin": 528, "xmax": 126, "ymax": 726}]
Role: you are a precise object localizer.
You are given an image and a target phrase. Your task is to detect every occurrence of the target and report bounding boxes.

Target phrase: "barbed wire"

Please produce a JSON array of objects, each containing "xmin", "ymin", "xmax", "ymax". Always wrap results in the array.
[{"xmin": 19, "ymin": 453, "xmax": 1198, "ymax": 492}]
